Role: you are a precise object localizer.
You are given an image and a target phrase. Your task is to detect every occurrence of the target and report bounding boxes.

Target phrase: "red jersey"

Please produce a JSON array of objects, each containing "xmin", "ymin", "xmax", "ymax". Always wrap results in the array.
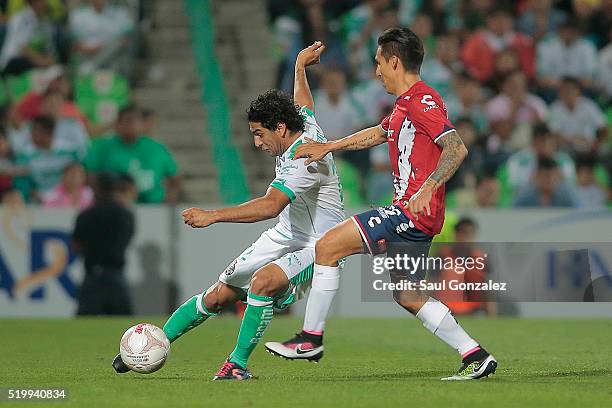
[{"xmin": 380, "ymin": 81, "xmax": 455, "ymax": 236}]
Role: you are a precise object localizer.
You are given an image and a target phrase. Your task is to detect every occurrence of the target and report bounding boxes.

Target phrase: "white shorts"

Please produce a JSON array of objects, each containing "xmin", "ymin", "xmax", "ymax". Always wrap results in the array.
[{"xmin": 218, "ymin": 228, "xmax": 315, "ymax": 305}]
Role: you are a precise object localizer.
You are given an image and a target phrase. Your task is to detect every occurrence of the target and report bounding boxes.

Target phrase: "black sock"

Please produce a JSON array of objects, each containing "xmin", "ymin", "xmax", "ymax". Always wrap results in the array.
[
  {"xmin": 300, "ymin": 330, "xmax": 323, "ymax": 346},
  {"xmin": 462, "ymin": 347, "xmax": 488, "ymax": 364}
]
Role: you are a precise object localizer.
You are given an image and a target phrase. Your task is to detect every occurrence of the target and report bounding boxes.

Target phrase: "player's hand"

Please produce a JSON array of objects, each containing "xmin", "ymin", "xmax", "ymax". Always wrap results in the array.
[
  {"xmin": 296, "ymin": 41, "xmax": 326, "ymax": 68},
  {"xmin": 294, "ymin": 137, "xmax": 331, "ymax": 164},
  {"xmin": 182, "ymin": 207, "xmax": 217, "ymax": 228},
  {"xmin": 403, "ymin": 182, "xmax": 435, "ymax": 221}
]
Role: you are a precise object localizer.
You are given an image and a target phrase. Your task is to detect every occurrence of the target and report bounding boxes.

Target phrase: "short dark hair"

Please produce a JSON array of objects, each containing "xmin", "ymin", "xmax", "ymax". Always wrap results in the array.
[
  {"xmin": 62, "ymin": 161, "xmax": 82, "ymax": 174},
  {"xmin": 377, "ymin": 27, "xmax": 424, "ymax": 73},
  {"xmin": 117, "ymin": 104, "xmax": 139, "ymax": 121},
  {"xmin": 487, "ymin": 4, "xmax": 514, "ymax": 18},
  {"xmin": 575, "ymin": 153, "xmax": 597, "ymax": 170},
  {"xmin": 116, "ymin": 173, "xmax": 136, "ymax": 193},
  {"xmin": 43, "ymin": 88, "xmax": 63, "ymax": 98},
  {"xmin": 455, "ymin": 217, "xmax": 477, "ymax": 233},
  {"xmin": 503, "ymin": 69, "xmax": 525, "ymax": 84},
  {"xmin": 537, "ymin": 156, "xmax": 559, "ymax": 171},
  {"xmin": 32, "ymin": 115, "xmax": 55, "ymax": 134},
  {"xmin": 477, "ymin": 168, "xmax": 499, "ymax": 184},
  {"xmin": 532, "ymin": 123, "xmax": 552, "ymax": 140},
  {"xmin": 560, "ymin": 20, "xmax": 581, "ymax": 32},
  {"xmin": 560, "ymin": 76, "xmax": 581, "ymax": 90},
  {"xmin": 141, "ymin": 108, "xmax": 155, "ymax": 119},
  {"xmin": 247, "ymin": 90, "xmax": 305, "ymax": 132},
  {"xmin": 94, "ymin": 172, "xmax": 117, "ymax": 201}
]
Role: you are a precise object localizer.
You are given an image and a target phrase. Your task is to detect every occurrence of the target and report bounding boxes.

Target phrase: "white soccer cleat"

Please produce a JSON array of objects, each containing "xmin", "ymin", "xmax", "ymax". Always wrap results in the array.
[{"xmin": 265, "ymin": 333, "xmax": 324, "ymax": 362}]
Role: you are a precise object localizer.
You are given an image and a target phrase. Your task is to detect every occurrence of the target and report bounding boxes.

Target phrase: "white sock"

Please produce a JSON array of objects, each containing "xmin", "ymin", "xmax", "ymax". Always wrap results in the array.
[
  {"xmin": 416, "ymin": 298, "xmax": 479, "ymax": 357},
  {"xmin": 302, "ymin": 264, "xmax": 340, "ymax": 334}
]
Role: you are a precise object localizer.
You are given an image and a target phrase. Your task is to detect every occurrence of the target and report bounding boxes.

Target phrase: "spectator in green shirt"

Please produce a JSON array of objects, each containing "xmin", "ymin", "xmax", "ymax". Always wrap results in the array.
[{"xmin": 83, "ymin": 105, "xmax": 180, "ymax": 204}]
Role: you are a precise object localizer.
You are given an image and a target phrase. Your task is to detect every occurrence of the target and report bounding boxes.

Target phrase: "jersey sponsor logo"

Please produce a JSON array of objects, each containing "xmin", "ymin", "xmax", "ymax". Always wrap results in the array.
[
  {"xmin": 251, "ymin": 308, "xmax": 273, "ymax": 344},
  {"xmin": 395, "ymin": 222, "xmax": 410, "ymax": 234},
  {"xmin": 278, "ymin": 164, "xmax": 298, "ymax": 175},
  {"xmin": 224, "ymin": 259, "xmax": 237, "ymax": 276},
  {"xmin": 420, "ymin": 95, "xmax": 436, "ymax": 106},
  {"xmin": 421, "ymin": 94, "xmax": 440, "ymax": 112}
]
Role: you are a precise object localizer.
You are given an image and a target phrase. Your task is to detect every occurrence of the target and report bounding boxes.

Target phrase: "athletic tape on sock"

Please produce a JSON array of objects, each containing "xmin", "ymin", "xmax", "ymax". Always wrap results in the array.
[
  {"xmin": 416, "ymin": 298, "xmax": 449, "ymax": 333},
  {"xmin": 311, "ymin": 264, "xmax": 340, "ymax": 291},
  {"xmin": 247, "ymin": 292, "xmax": 273, "ymax": 307}
]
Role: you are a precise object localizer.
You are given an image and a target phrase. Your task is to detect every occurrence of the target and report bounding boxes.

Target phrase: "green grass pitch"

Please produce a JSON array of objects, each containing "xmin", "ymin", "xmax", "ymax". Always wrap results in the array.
[{"xmin": 2, "ymin": 317, "xmax": 611, "ymax": 407}]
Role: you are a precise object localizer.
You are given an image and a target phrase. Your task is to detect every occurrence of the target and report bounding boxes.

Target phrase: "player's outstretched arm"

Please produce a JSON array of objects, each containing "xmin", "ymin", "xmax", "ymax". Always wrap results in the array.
[
  {"xmin": 406, "ymin": 130, "xmax": 468, "ymax": 219},
  {"xmin": 182, "ymin": 187, "xmax": 290, "ymax": 228},
  {"xmin": 294, "ymin": 41, "xmax": 325, "ymax": 111},
  {"xmin": 295, "ymin": 125, "xmax": 387, "ymax": 165},
  {"xmin": 427, "ymin": 130, "xmax": 468, "ymax": 188}
]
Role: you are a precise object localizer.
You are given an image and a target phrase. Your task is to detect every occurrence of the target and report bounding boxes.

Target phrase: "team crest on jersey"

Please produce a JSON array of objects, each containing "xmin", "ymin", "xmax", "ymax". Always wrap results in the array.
[{"xmin": 224, "ymin": 259, "xmax": 238, "ymax": 276}]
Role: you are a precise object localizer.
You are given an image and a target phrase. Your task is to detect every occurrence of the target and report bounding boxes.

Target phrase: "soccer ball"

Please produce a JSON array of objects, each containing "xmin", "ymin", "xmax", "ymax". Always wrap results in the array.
[{"xmin": 119, "ymin": 323, "xmax": 170, "ymax": 374}]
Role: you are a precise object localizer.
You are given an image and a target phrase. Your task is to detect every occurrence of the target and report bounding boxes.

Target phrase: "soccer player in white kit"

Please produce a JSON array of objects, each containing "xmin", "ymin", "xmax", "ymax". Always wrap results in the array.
[{"xmin": 110, "ymin": 42, "xmax": 344, "ymax": 380}]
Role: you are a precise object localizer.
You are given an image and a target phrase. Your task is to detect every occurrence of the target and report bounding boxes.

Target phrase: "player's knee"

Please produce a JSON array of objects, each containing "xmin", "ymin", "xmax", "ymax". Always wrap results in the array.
[
  {"xmin": 250, "ymin": 269, "xmax": 280, "ymax": 297},
  {"xmin": 203, "ymin": 284, "xmax": 231, "ymax": 312},
  {"xmin": 392, "ymin": 290, "xmax": 421, "ymax": 314},
  {"xmin": 315, "ymin": 231, "xmax": 341, "ymax": 264},
  {"xmin": 203, "ymin": 292, "xmax": 222, "ymax": 313}
]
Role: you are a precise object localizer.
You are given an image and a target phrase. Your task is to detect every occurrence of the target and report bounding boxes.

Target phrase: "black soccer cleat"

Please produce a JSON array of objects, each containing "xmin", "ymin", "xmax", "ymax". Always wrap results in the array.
[
  {"xmin": 112, "ymin": 353, "xmax": 131, "ymax": 374},
  {"xmin": 265, "ymin": 332, "xmax": 324, "ymax": 362}
]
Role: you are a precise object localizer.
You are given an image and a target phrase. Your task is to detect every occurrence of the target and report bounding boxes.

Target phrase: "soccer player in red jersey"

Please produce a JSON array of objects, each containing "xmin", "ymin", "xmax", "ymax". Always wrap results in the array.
[{"xmin": 265, "ymin": 28, "xmax": 497, "ymax": 380}]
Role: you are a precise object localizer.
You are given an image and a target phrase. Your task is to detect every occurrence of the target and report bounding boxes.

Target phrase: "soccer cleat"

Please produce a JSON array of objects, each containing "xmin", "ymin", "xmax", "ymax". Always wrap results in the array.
[
  {"xmin": 112, "ymin": 353, "xmax": 131, "ymax": 374},
  {"xmin": 212, "ymin": 359, "xmax": 253, "ymax": 381},
  {"xmin": 264, "ymin": 332, "xmax": 324, "ymax": 362},
  {"xmin": 441, "ymin": 353, "xmax": 497, "ymax": 381}
]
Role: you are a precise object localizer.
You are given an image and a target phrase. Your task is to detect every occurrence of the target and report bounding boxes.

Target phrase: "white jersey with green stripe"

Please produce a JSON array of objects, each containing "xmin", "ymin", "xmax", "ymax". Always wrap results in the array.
[{"xmin": 269, "ymin": 106, "xmax": 345, "ymax": 243}]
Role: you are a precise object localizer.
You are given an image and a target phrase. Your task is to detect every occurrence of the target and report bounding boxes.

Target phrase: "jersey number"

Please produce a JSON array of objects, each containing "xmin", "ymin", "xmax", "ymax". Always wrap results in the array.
[{"xmin": 368, "ymin": 217, "xmax": 381, "ymax": 228}]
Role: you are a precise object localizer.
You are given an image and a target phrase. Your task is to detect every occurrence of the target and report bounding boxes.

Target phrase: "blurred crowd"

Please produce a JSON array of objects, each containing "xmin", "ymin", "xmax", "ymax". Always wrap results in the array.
[
  {"xmin": 0, "ymin": 0, "xmax": 179, "ymax": 209},
  {"xmin": 268, "ymin": 0, "xmax": 612, "ymax": 209}
]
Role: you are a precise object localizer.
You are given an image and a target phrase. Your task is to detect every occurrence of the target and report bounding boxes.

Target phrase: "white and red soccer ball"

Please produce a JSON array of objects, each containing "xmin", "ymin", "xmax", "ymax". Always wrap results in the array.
[{"xmin": 119, "ymin": 323, "xmax": 170, "ymax": 374}]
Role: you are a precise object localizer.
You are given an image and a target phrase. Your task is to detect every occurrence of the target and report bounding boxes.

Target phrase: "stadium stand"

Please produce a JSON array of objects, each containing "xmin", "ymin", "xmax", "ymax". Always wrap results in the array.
[
  {"xmin": 210, "ymin": 0, "xmax": 276, "ymax": 199},
  {"xmin": 264, "ymin": 0, "xmax": 611, "ymax": 209},
  {"xmin": 0, "ymin": 0, "xmax": 610, "ymax": 208}
]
